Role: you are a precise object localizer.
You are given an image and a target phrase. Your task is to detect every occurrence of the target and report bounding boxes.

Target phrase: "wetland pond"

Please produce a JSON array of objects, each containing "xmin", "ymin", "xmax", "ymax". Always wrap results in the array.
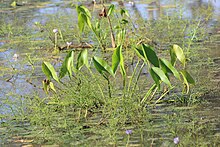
[{"xmin": 0, "ymin": 0, "xmax": 220, "ymax": 146}]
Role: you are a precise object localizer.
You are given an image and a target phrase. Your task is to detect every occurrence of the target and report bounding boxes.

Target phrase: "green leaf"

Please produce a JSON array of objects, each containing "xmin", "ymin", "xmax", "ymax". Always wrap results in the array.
[
  {"xmin": 78, "ymin": 13, "xmax": 85, "ymax": 33},
  {"xmin": 76, "ymin": 5, "xmax": 91, "ymax": 18},
  {"xmin": 76, "ymin": 5, "xmax": 92, "ymax": 32},
  {"xmin": 93, "ymin": 56, "xmax": 114, "ymax": 79},
  {"xmin": 112, "ymin": 46, "xmax": 120, "ymax": 74},
  {"xmin": 117, "ymin": 29, "xmax": 126, "ymax": 45},
  {"xmin": 180, "ymin": 70, "xmax": 195, "ymax": 85},
  {"xmin": 150, "ymin": 67, "xmax": 172, "ymax": 88},
  {"xmin": 150, "ymin": 68, "xmax": 160, "ymax": 88},
  {"xmin": 112, "ymin": 45, "xmax": 126, "ymax": 77},
  {"xmin": 170, "ymin": 46, "xmax": 176, "ymax": 66},
  {"xmin": 42, "ymin": 62, "xmax": 59, "ymax": 82},
  {"xmin": 142, "ymin": 44, "xmax": 159, "ymax": 67},
  {"xmin": 76, "ymin": 49, "xmax": 89, "ymax": 70},
  {"xmin": 49, "ymin": 82, "xmax": 56, "ymax": 93},
  {"xmin": 119, "ymin": 47, "xmax": 126, "ymax": 77},
  {"xmin": 180, "ymin": 70, "xmax": 195, "ymax": 93},
  {"xmin": 171, "ymin": 44, "xmax": 186, "ymax": 66},
  {"xmin": 59, "ymin": 51, "xmax": 74, "ymax": 79},
  {"xmin": 11, "ymin": 1, "xmax": 17, "ymax": 7},
  {"xmin": 107, "ymin": 4, "xmax": 115, "ymax": 16},
  {"xmin": 159, "ymin": 58, "xmax": 181, "ymax": 80}
]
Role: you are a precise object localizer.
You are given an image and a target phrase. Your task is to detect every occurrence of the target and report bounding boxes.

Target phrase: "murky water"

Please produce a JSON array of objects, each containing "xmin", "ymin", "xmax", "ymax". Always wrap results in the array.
[{"xmin": 0, "ymin": 0, "xmax": 220, "ymax": 145}]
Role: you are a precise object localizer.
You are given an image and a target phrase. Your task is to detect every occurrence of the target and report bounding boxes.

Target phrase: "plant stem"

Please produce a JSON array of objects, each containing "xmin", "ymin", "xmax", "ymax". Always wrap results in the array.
[
  {"xmin": 127, "ymin": 60, "xmax": 140, "ymax": 92},
  {"xmin": 107, "ymin": 78, "xmax": 112, "ymax": 98},
  {"xmin": 107, "ymin": 14, "xmax": 116, "ymax": 48},
  {"xmin": 54, "ymin": 33, "xmax": 57, "ymax": 50},
  {"xmin": 131, "ymin": 62, "xmax": 145, "ymax": 97}
]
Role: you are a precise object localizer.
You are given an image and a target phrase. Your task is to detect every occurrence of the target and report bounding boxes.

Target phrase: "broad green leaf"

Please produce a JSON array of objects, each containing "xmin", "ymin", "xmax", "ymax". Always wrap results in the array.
[
  {"xmin": 76, "ymin": 5, "xmax": 92, "ymax": 32},
  {"xmin": 49, "ymin": 82, "xmax": 56, "ymax": 93},
  {"xmin": 159, "ymin": 58, "xmax": 181, "ymax": 80},
  {"xmin": 112, "ymin": 45, "xmax": 126, "ymax": 77},
  {"xmin": 180, "ymin": 70, "xmax": 195, "ymax": 93},
  {"xmin": 150, "ymin": 67, "xmax": 172, "ymax": 88},
  {"xmin": 76, "ymin": 49, "xmax": 89, "ymax": 70},
  {"xmin": 42, "ymin": 61, "xmax": 59, "ymax": 82},
  {"xmin": 93, "ymin": 56, "xmax": 114, "ymax": 79},
  {"xmin": 76, "ymin": 5, "xmax": 91, "ymax": 18},
  {"xmin": 78, "ymin": 13, "xmax": 85, "ymax": 33},
  {"xmin": 59, "ymin": 51, "xmax": 74, "ymax": 79},
  {"xmin": 180, "ymin": 70, "xmax": 195, "ymax": 85},
  {"xmin": 112, "ymin": 46, "xmax": 120, "ymax": 74},
  {"xmin": 170, "ymin": 46, "xmax": 176, "ymax": 66},
  {"xmin": 107, "ymin": 4, "xmax": 115, "ymax": 16},
  {"xmin": 142, "ymin": 44, "xmax": 159, "ymax": 67},
  {"xmin": 150, "ymin": 68, "xmax": 160, "ymax": 88},
  {"xmin": 171, "ymin": 44, "xmax": 186, "ymax": 66}
]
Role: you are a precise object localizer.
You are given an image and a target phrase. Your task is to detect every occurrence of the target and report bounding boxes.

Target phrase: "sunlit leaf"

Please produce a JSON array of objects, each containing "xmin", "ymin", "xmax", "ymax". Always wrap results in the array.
[
  {"xmin": 159, "ymin": 58, "xmax": 181, "ymax": 80},
  {"xmin": 112, "ymin": 45, "xmax": 126, "ymax": 76},
  {"xmin": 142, "ymin": 44, "xmax": 159, "ymax": 67},
  {"xmin": 76, "ymin": 5, "xmax": 91, "ymax": 18},
  {"xmin": 93, "ymin": 56, "xmax": 114, "ymax": 79},
  {"xmin": 78, "ymin": 13, "xmax": 85, "ymax": 33},
  {"xmin": 49, "ymin": 82, "xmax": 56, "ymax": 93},
  {"xmin": 112, "ymin": 46, "xmax": 120, "ymax": 74},
  {"xmin": 170, "ymin": 46, "xmax": 176, "ymax": 66},
  {"xmin": 107, "ymin": 4, "xmax": 115, "ymax": 16},
  {"xmin": 59, "ymin": 51, "xmax": 74, "ymax": 79},
  {"xmin": 171, "ymin": 44, "xmax": 186, "ymax": 66},
  {"xmin": 11, "ymin": 1, "xmax": 17, "ymax": 7},
  {"xmin": 76, "ymin": 5, "xmax": 92, "ymax": 32},
  {"xmin": 117, "ymin": 29, "xmax": 126, "ymax": 45},
  {"xmin": 76, "ymin": 49, "xmax": 89, "ymax": 70},
  {"xmin": 42, "ymin": 62, "xmax": 59, "ymax": 82},
  {"xmin": 150, "ymin": 67, "xmax": 172, "ymax": 88}
]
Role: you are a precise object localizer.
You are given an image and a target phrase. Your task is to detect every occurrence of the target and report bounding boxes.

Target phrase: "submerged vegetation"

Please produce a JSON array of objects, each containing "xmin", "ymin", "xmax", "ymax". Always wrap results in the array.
[{"xmin": 0, "ymin": 0, "xmax": 220, "ymax": 146}]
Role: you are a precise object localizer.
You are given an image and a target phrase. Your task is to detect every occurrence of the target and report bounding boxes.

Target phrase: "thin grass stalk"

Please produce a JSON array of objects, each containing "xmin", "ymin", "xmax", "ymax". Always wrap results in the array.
[
  {"xmin": 87, "ymin": 68, "xmax": 105, "ymax": 101},
  {"xmin": 131, "ymin": 62, "xmax": 145, "ymax": 97},
  {"xmin": 140, "ymin": 84, "xmax": 157, "ymax": 104},
  {"xmin": 127, "ymin": 60, "xmax": 140, "ymax": 92},
  {"xmin": 154, "ymin": 87, "xmax": 173, "ymax": 105},
  {"xmin": 106, "ymin": 11, "xmax": 116, "ymax": 48}
]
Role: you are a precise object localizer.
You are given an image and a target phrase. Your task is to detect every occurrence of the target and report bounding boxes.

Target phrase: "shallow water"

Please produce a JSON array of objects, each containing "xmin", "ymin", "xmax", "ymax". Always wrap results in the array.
[{"xmin": 0, "ymin": 0, "xmax": 220, "ymax": 146}]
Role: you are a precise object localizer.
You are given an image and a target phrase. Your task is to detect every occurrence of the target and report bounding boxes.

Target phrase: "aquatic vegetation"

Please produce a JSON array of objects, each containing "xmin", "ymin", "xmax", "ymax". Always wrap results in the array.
[{"xmin": 1, "ymin": 0, "xmax": 220, "ymax": 146}]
